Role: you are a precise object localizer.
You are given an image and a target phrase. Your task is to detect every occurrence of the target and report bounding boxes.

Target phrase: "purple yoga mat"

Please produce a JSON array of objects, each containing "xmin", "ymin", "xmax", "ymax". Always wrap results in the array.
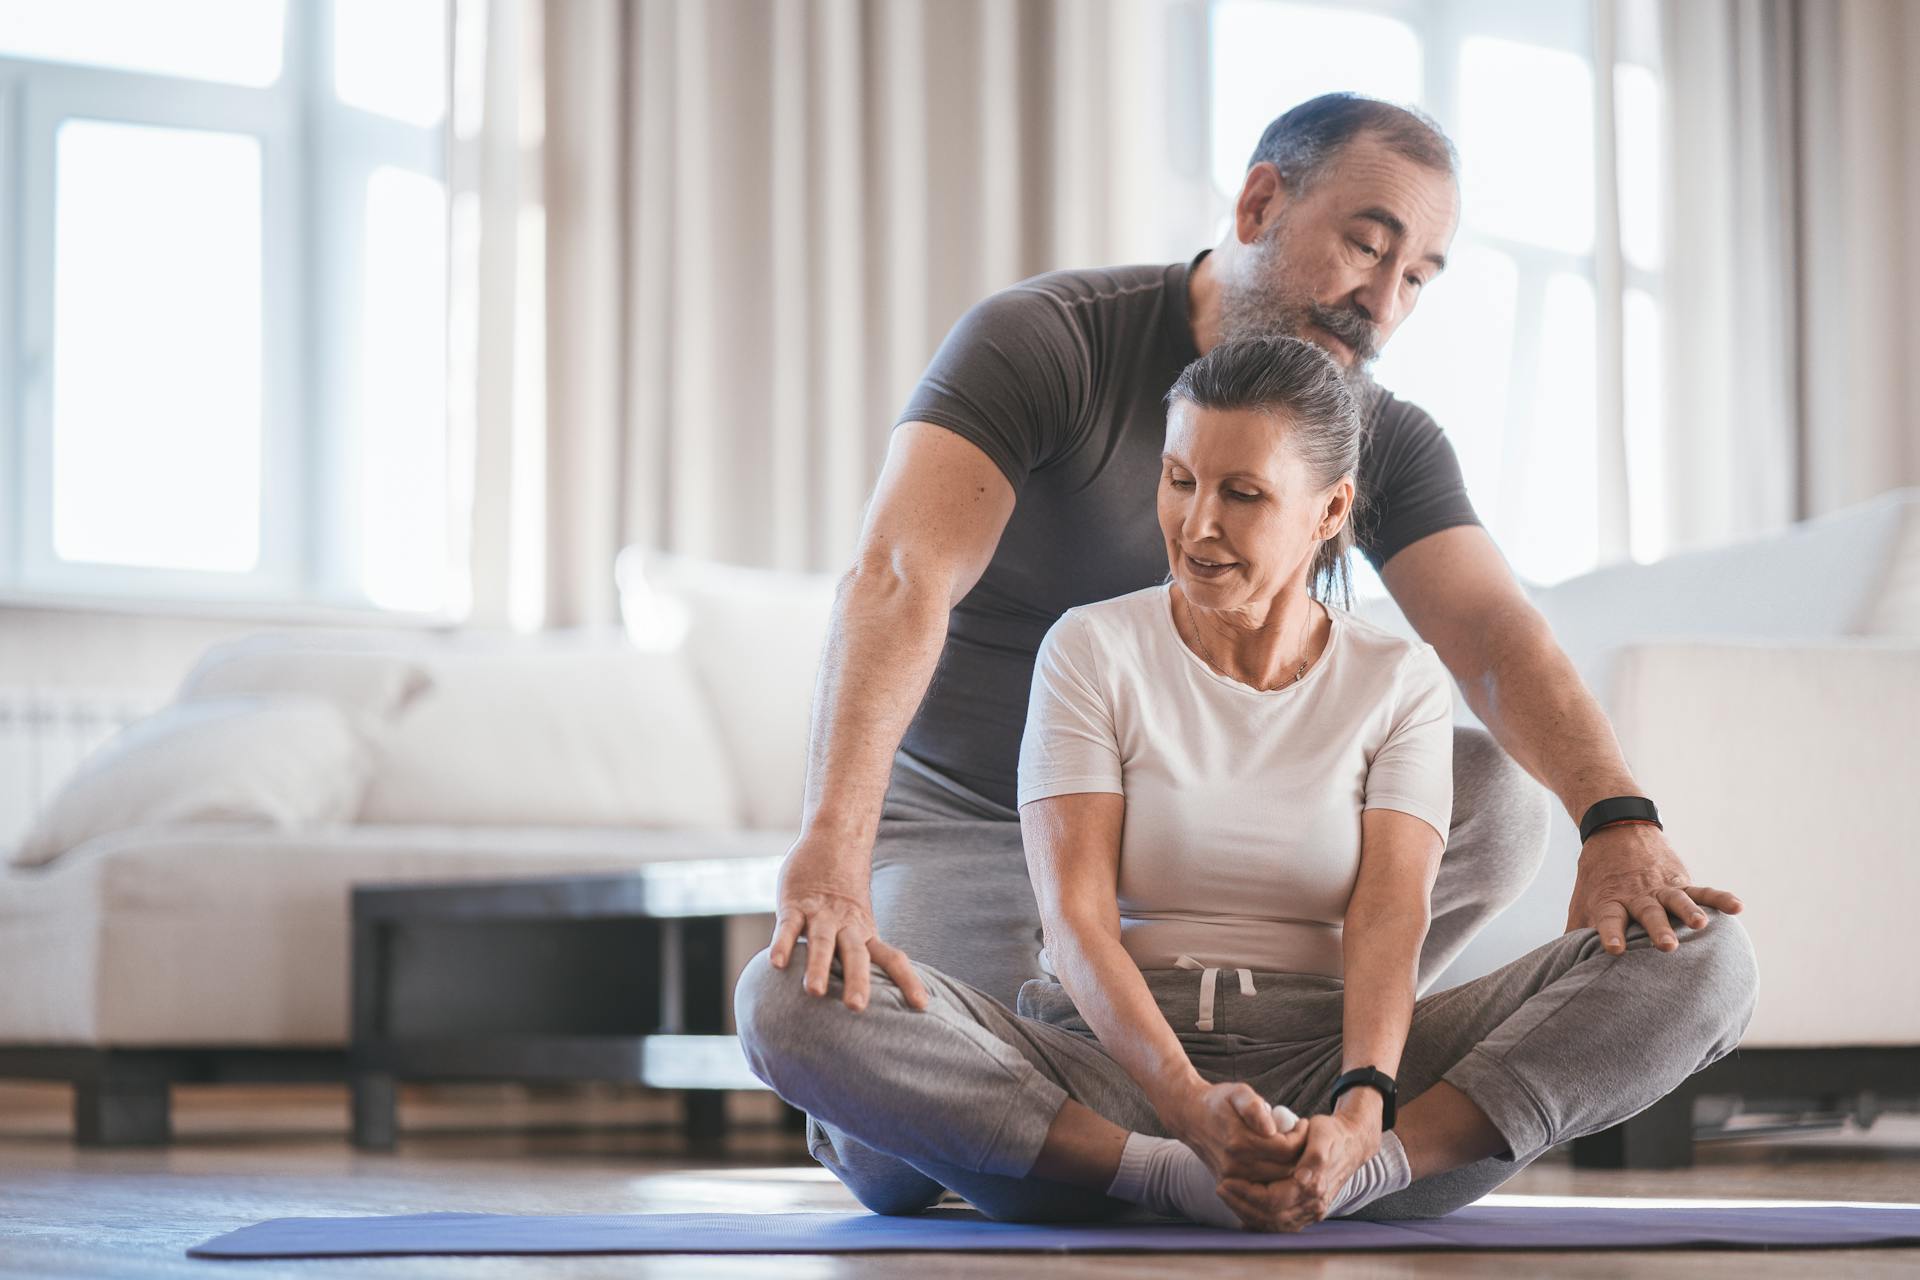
[{"xmin": 188, "ymin": 1202, "xmax": 1920, "ymax": 1257}]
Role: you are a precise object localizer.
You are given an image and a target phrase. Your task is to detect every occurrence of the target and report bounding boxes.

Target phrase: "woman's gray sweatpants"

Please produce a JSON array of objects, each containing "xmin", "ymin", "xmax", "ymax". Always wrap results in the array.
[{"xmin": 734, "ymin": 731, "xmax": 1760, "ymax": 1221}]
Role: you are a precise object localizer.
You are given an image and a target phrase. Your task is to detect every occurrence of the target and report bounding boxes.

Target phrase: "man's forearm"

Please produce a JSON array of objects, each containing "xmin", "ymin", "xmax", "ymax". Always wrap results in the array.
[
  {"xmin": 797, "ymin": 560, "xmax": 955, "ymax": 860},
  {"xmin": 1461, "ymin": 611, "xmax": 1640, "ymax": 823}
]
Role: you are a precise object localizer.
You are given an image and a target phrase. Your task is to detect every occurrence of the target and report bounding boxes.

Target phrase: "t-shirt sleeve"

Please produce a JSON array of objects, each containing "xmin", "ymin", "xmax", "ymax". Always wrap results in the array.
[
  {"xmin": 1017, "ymin": 611, "xmax": 1124, "ymax": 806},
  {"xmin": 1356, "ymin": 397, "xmax": 1483, "ymax": 570},
  {"xmin": 893, "ymin": 285, "xmax": 1092, "ymax": 498},
  {"xmin": 1362, "ymin": 643, "xmax": 1455, "ymax": 841}
]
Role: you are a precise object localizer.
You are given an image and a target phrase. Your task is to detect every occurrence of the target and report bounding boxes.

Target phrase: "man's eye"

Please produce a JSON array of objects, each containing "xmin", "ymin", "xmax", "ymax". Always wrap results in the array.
[
  {"xmin": 1168, "ymin": 477, "xmax": 1194, "ymax": 489},
  {"xmin": 1352, "ymin": 239, "xmax": 1381, "ymax": 259},
  {"xmin": 1407, "ymin": 274, "xmax": 1427, "ymax": 290},
  {"xmin": 1229, "ymin": 490, "xmax": 1260, "ymax": 501}
]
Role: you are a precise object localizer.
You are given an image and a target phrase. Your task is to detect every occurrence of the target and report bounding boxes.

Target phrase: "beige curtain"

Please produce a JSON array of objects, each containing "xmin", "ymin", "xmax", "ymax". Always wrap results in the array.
[
  {"xmin": 518, "ymin": 0, "xmax": 1207, "ymax": 628},
  {"xmin": 1660, "ymin": 0, "xmax": 1920, "ymax": 552},
  {"xmin": 448, "ymin": 0, "xmax": 548, "ymax": 631},
  {"xmin": 1793, "ymin": 0, "xmax": 1920, "ymax": 520}
]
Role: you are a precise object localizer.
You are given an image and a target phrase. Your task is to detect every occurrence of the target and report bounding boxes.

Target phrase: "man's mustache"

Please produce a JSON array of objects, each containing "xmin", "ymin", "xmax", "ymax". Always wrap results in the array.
[{"xmin": 1305, "ymin": 302, "xmax": 1379, "ymax": 364}]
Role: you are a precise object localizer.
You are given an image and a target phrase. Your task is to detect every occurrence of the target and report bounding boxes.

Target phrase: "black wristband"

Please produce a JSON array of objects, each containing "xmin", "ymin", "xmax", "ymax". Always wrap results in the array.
[
  {"xmin": 1329, "ymin": 1066, "xmax": 1397, "ymax": 1131},
  {"xmin": 1579, "ymin": 795, "xmax": 1662, "ymax": 843}
]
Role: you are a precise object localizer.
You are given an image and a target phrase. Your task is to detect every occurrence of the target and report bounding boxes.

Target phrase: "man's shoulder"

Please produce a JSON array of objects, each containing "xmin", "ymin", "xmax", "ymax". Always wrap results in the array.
[
  {"xmin": 979, "ymin": 261, "xmax": 1179, "ymax": 328},
  {"xmin": 1365, "ymin": 386, "xmax": 1444, "ymax": 442}
]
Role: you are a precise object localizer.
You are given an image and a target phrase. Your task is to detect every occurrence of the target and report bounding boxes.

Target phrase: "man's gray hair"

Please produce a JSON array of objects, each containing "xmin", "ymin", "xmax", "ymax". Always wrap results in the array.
[
  {"xmin": 1248, "ymin": 92, "xmax": 1458, "ymax": 197},
  {"xmin": 1164, "ymin": 336, "xmax": 1366, "ymax": 607}
]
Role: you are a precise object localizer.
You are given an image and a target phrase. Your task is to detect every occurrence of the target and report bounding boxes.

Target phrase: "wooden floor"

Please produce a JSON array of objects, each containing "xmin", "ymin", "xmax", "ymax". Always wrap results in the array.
[{"xmin": 2, "ymin": 1080, "xmax": 1917, "ymax": 1278}]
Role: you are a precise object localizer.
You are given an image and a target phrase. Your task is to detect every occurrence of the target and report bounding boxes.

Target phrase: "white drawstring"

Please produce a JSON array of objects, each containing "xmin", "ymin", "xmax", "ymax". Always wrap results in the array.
[{"xmin": 1174, "ymin": 954, "xmax": 1256, "ymax": 1031}]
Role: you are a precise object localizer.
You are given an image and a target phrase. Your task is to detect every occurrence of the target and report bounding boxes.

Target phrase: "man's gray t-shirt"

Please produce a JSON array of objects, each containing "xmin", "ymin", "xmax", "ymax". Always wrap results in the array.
[{"xmin": 893, "ymin": 247, "xmax": 1481, "ymax": 812}]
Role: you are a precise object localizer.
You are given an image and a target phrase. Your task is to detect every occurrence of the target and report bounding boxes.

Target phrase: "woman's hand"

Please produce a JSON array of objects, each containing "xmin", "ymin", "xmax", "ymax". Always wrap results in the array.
[
  {"xmin": 1159, "ymin": 1080, "xmax": 1309, "ymax": 1183},
  {"xmin": 1214, "ymin": 1111, "xmax": 1379, "ymax": 1232}
]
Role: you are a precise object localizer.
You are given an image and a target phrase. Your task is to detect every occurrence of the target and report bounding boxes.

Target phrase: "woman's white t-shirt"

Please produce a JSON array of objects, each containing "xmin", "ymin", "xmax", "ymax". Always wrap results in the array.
[{"xmin": 1016, "ymin": 582, "xmax": 1455, "ymax": 979}]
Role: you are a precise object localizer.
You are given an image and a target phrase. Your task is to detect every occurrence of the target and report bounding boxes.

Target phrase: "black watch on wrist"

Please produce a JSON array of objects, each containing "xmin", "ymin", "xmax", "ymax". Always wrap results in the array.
[
  {"xmin": 1329, "ymin": 1066, "xmax": 1397, "ymax": 1131},
  {"xmin": 1578, "ymin": 795, "xmax": 1662, "ymax": 844}
]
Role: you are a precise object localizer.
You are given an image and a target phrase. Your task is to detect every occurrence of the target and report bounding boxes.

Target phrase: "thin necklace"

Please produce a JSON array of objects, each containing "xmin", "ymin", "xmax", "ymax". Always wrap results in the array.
[{"xmin": 1181, "ymin": 589, "xmax": 1312, "ymax": 690}]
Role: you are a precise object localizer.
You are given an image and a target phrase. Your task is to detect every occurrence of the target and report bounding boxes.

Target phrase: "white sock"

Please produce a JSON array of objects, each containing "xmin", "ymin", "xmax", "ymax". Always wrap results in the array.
[
  {"xmin": 1105, "ymin": 1133, "xmax": 1241, "ymax": 1228},
  {"xmin": 1105, "ymin": 1106, "xmax": 1302, "ymax": 1230},
  {"xmin": 1322, "ymin": 1128, "xmax": 1411, "ymax": 1219}
]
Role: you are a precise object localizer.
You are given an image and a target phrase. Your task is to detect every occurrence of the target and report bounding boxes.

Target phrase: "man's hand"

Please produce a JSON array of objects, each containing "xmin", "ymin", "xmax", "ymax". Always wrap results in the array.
[
  {"xmin": 1159, "ymin": 1081, "xmax": 1309, "ymax": 1184},
  {"xmin": 1566, "ymin": 822, "xmax": 1744, "ymax": 955},
  {"xmin": 1214, "ymin": 1111, "xmax": 1378, "ymax": 1232},
  {"xmin": 768, "ymin": 835, "xmax": 930, "ymax": 1013}
]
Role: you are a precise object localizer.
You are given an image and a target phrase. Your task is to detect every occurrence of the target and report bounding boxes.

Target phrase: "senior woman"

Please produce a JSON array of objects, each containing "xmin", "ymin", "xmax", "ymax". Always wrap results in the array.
[{"xmin": 735, "ymin": 336, "xmax": 1758, "ymax": 1231}]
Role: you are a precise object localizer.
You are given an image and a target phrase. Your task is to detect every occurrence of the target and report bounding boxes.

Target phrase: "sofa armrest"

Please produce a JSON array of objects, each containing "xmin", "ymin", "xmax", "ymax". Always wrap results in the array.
[{"xmin": 1608, "ymin": 639, "xmax": 1920, "ymax": 1047}]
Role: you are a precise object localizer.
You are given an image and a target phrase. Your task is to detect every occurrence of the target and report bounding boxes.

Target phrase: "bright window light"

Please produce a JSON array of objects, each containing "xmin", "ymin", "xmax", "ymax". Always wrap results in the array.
[
  {"xmin": 335, "ymin": 0, "xmax": 447, "ymax": 127},
  {"xmin": 1615, "ymin": 61, "xmax": 1663, "ymax": 271},
  {"xmin": 52, "ymin": 119, "xmax": 262, "ymax": 572},
  {"xmin": 358, "ymin": 165, "xmax": 449, "ymax": 612},
  {"xmin": 0, "ymin": 0, "xmax": 285, "ymax": 85},
  {"xmin": 1512, "ymin": 272, "xmax": 1600, "ymax": 584},
  {"xmin": 1458, "ymin": 36, "xmax": 1594, "ymax": 255},
  {"xmin": 1208, "ymin": 1, "xmax": 1422, "ymax": 202},
  {"xmin": 1373, "ymin": 242, "xmax": 1522, "ymax": 537},
  {"xmin": 1624, "ymin": 287, "xmax": 1666, "ymax": 563}
]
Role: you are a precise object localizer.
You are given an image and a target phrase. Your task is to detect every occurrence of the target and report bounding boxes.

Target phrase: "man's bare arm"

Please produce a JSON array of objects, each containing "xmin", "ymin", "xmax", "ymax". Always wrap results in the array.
[
  {"xmin": 769, "ymin": 422, "xmax": 1018, "ymax": 1009},
  {"xmin": 1379, "ymin": 527, "xmax": 1632, "ymax": 814},
  {"xmin": 1380, "ymin": 526, "xmax": 1742, "ymax": 953}
]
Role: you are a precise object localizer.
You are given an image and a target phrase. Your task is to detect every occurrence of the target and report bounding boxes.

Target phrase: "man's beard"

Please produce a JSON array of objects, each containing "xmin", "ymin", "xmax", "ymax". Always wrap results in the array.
[{"xmin": 1216, "ymin": 227, "xmax": 1385, "ymax": 417}]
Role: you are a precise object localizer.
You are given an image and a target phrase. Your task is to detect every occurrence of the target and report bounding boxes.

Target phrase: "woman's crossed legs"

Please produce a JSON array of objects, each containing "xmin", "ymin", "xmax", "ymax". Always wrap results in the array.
[{"xmin": 733, "ymin": 906, "xmax": 1757, "ymax": 1227}]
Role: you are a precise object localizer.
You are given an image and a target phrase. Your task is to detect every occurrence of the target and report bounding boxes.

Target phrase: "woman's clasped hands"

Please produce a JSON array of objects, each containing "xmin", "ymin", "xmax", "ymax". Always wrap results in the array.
[{"xmin": 1162, "ymin": 1080, "xmax": 1379, "ymax": 1232}]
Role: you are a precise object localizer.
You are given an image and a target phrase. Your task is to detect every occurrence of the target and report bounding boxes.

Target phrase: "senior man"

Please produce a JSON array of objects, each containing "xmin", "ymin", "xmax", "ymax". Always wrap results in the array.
[{"xmin": 760, "ymin": 93, "xmax": 1747, "ymax": 1216}]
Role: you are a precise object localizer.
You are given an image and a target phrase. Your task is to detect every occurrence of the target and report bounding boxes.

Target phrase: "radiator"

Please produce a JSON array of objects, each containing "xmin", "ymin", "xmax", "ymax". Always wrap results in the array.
[{"xmin": 0, "ymin": 688, "xmax": 166, "ymax": 853}]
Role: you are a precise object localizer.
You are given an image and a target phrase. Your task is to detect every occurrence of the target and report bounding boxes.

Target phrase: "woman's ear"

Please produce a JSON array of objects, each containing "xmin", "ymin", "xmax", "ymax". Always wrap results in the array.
[{"xmin": 1318, "ymin": 477, "xmax": 1356, "ymax": 539}]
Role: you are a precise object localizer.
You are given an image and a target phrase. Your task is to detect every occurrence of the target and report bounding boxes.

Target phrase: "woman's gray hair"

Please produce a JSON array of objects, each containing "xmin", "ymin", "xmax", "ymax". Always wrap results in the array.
[{"xmin": 1163, "ymin": 335, "xmax": 1365, "ymax": 607}]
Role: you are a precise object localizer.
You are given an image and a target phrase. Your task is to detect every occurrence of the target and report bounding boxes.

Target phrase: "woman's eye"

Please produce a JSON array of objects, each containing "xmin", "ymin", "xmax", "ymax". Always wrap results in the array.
[
  {"xmin": 1229, "ymin": 490, "xmax": 1260, "ymax": 501},
  {"xmin": 1167, "ymin": 477, "xmax": 1193, "ymax": 489}
]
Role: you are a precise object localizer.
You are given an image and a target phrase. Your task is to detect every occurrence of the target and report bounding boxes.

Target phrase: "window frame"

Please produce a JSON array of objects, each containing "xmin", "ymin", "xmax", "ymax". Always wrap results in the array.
[
  {"xmin": 0, "ymin": 0, "xmax": 453, "ymax": 618},
  {"xmin": 1204, "ymin": 0, "xmax": 1665, "ymax": 584}
]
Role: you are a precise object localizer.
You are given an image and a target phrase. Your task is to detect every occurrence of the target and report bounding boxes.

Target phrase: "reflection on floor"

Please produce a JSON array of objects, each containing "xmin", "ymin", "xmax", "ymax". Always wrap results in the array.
[{"xmin": 1, "ymin": 1081, "xmax": 1917, "ymax": 1279}]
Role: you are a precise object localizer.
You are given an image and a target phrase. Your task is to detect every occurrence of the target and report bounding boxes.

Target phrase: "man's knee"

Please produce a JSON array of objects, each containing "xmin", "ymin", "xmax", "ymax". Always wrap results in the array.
[
  {"xmin": 1450, "ymin": 727, "xmax": 1552, "ymax": 898},
  {"xmin": 733, "ymin": 946, "xmax": 815, "ymax": 1074},
  {"xmin": 1676, "ymin": 907, "xmax": 1761, "ymax": 1061}
]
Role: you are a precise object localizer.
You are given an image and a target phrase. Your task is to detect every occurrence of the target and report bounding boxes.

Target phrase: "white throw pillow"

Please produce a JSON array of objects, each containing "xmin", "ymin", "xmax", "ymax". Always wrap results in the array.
[
  {"xmin": 354, "ymin": 643, "xmax": 744, "ymax": 829},
  {"xmin": 177, "ymin": 639, "xmax": 433, "ymax": 721},
  {"xmin": 10, "ymin": 695, "xmax": 373, "ymax": 870},
  {"xmin": 616, "ymin": 547, "xmax": 838, "ymax": 830}
]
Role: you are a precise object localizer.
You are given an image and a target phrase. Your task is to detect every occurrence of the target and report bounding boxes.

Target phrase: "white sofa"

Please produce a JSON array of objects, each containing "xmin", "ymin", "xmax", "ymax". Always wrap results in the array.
[{"xmin": 3, "ymin": 490, "xmax": 1916, "ymax": 1145}]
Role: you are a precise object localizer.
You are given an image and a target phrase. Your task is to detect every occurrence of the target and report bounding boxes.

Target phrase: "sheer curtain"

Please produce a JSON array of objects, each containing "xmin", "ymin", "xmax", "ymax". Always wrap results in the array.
[
  {"xmin": 1658, "ymin": 0, "xmax": 1920, "ymax": 553},
  {"xmin": 453, "ymin": 0, "xmax": 1208, "ymax": 630}
]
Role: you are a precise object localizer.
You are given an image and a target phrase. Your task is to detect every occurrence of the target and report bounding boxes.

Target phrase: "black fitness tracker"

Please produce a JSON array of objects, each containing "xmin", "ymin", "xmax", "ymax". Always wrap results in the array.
[
  {"xmin": 1578, "ymin": 796, "xmax": 1663, "ymax": 844},
  {"xmin": 1329, "ymin": 1066, "xmax": 1398, "ymax": 1131}
]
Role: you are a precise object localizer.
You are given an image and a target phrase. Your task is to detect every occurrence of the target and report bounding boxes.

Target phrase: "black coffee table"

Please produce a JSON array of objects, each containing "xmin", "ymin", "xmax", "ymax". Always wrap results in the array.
[{"xmin": 348, "ymin": 858, "xmax": 784, "ymax": 1149}]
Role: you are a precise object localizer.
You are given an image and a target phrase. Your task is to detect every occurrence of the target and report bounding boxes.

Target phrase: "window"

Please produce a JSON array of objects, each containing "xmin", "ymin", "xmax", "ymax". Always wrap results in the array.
[
  {"xmin": 0, "ymin": 0, "xmax": 453, "ymax": 615},
  {"xmin": 1208, "ymin": 0, "xmax": 1665, "ymax": 587}
]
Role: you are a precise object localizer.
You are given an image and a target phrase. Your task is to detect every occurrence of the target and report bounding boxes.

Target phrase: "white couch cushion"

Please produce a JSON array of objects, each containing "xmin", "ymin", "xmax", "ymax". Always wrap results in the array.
[
  {"xmin": 355, "ymin": 643, "xmax": 743, "ymax": 829},
  {"xmin": 0, "ymin": 823, "xmax": 787, "ymax": 1045},
  {"xmin": 1533, "ymin": 487, "xmax": 1920, "ymax": 700},
  {"xmin": 1608, "ymin": 639, "xmax": 1920, "ymax": 1046},
  {"xmin": 178, "ymin": 641, "xmax": 433, "ymax": 721},
  {"xmin": 9, "ymin": 696, "xmax": 371, "ymax": 870},
  {"xmin": 617, "ymin": 547, "xmax": 837, "ymax": 830}
]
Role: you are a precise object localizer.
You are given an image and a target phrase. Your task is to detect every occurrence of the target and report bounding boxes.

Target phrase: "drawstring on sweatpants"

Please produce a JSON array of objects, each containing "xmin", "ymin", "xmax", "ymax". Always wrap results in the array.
[{"xmin": 1173, "ymin": 954, "xmax": 1256, "ymax": 1031}]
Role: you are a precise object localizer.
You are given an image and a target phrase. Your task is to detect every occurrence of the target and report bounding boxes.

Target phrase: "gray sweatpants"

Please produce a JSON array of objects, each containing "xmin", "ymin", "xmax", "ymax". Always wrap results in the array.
[{"xmin": 735, "ymin": 731, "xmax": 1761, "ymax": 1221}]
